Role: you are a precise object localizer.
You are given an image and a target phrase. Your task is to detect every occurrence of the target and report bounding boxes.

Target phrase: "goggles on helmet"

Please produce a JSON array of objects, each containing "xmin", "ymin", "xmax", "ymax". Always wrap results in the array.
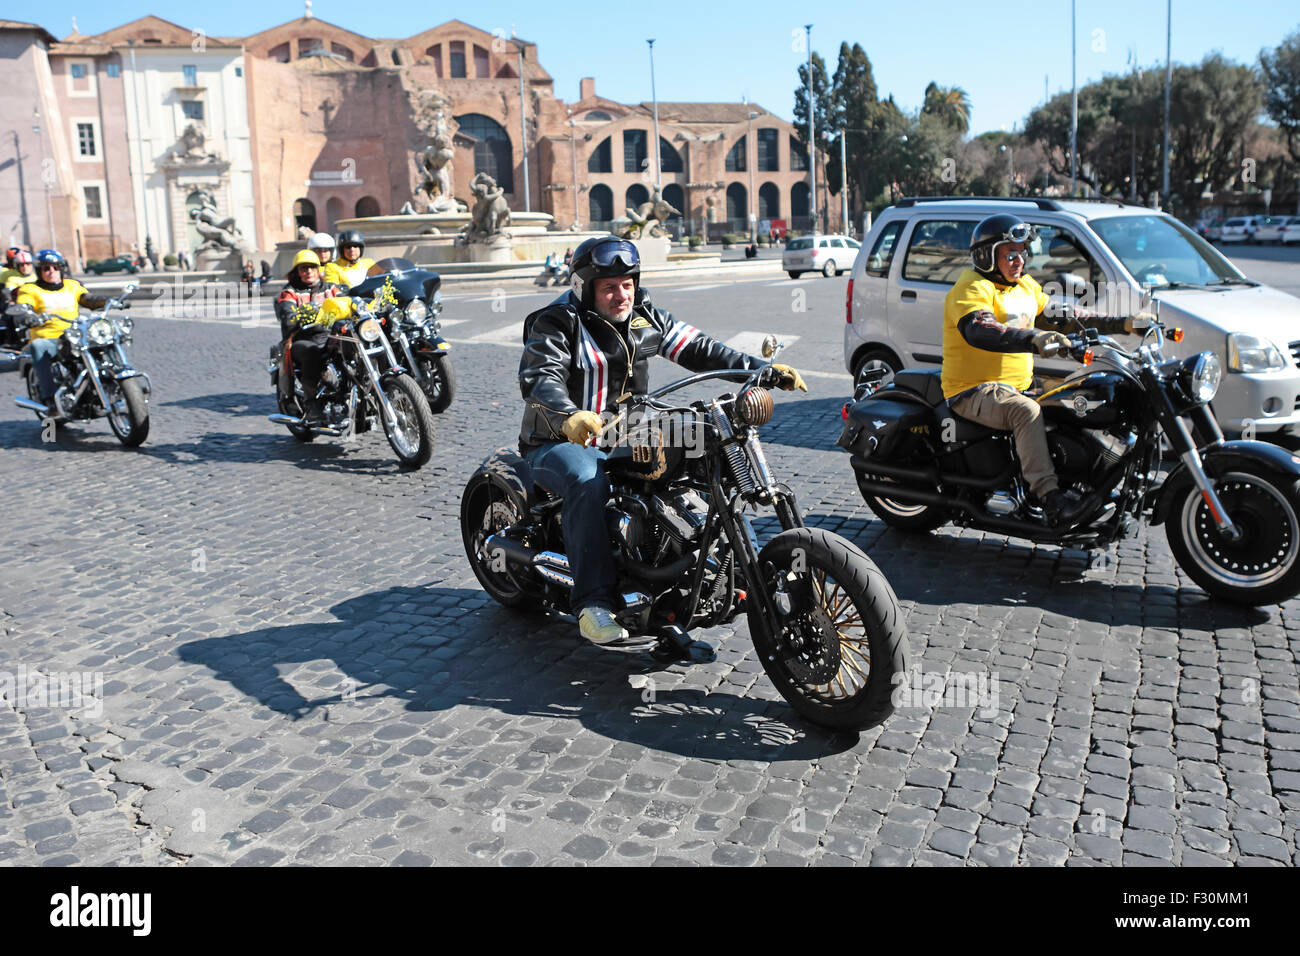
[{"xmin": 590, "ymin": 239, "xmax": 639, "ymax": 270}]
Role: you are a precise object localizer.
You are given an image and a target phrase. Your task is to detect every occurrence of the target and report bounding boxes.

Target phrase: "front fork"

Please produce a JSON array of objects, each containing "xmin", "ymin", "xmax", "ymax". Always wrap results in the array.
[{"xmin": 353, "ymin": 336, "xmax": 404, "ymax": 430}]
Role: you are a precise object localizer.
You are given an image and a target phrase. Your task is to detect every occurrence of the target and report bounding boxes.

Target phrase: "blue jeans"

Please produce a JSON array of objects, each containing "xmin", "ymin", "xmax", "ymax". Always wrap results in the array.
[
  {"xmin": 524, "ymin": 441, "xmax": 614, "ymax": 613},
  {"xmin": 29, "ymin": 338, "xmax": 60, "ymax": 401}
]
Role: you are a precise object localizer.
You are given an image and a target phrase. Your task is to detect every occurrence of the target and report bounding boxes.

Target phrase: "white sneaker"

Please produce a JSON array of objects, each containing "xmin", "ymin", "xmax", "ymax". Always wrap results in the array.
[{"xmin": 578, "ymin": 605, "xmax": 629, "ymax": 645}]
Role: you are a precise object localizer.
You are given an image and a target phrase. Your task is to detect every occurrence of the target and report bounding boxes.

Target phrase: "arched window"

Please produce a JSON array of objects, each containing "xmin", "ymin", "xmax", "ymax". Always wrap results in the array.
[
  {"xmin": 757, "ymin": 129, "xmax": 779, "ymax": 172},
  {"xmin": 725, "ymin": 137, "xmax": 746, "ymax": 172},
  {"xmin": 759, "ymin": 183, "xmax": 780, "ymax": 219},
  {"xmin": 325, "ymin": 197, "xmax": 344, "ymax": 233},
  {"xmin": 584, "ymin": 110, "xmax": 612, "ymax": 122},
  {"xmin": 268, "ymin": 42, "xmax": 290, "ymax": 63},
  {"xmin": 662, "ymin": 184, "xmax": 684, "ymax": 219},
  {"xmin": 790, "ymin": 136, "xmax": 808, "ymax": 171},
  {"xmin": 626, "ymin": 184, "xmax": 649, "ymax": 209},
  {"xmin": 455, "ymin": 113, "xmax": 514, "ymax": 193},
  {"xmin": 330, "ymin": 43, "xmax": 354, "ymax": 62},
  {"xmin": 297, "ymin": 38, "xmax": 320, "ymax": 58},
  {"xmin": 658, "ymin": 138, "xmax": 683, "ymax": 173},
  {"xmin": 587, "ymin": 137, "xmax": 611, "ymax": 173},
  {"xmin": 726, "ymin": 183, "xmax": 747, "ymax": 222},
  {"xmin": 449, "ymin": 41, "xmax": 466, "ymax": 77},
  {"xmin": 791, "ymin": 182, "xmax": 810, "ymax": 219},
  {"xmin": 355, "ymin": 196, "xmax": 380, "ymax": 218},
  {"xmin": 294, "ymin": 198, "xmax": 317, "ymax": 233},
  {"xmin": 589, "ymin": 183, "xmax": 613, "ymax": 223}
]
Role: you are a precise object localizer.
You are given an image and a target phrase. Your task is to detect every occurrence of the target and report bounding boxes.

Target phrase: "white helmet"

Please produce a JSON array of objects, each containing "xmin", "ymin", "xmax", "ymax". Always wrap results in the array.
[{"xmin": 307, "ymin": 232, "xmax": 335, "ymax": 259}]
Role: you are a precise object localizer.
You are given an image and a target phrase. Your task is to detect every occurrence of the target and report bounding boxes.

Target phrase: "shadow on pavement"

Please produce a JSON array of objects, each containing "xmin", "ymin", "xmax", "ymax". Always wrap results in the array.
[{"xmin": 177, "ymin": 584, "xmax": 858, "ymax": 763}]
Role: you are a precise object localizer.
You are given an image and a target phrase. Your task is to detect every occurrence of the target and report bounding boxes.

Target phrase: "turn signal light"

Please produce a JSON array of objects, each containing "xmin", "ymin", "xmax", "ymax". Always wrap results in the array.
[
  {"xmin": 1082, "ymin": 349, "xmax": 1094, "ymax": 365},
  {"xmin": 1170, "ymin": 328, "xmax": 1185, "ymax": 342},
  {"xmin": 842, "ymin": 402, "xmax": 850, "ymax": 420}
]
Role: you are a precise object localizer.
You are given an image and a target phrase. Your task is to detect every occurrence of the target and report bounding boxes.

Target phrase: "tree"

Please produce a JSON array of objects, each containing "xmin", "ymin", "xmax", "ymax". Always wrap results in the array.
[
  {"xmin": 921, "ymin": 82, "xmax": 972, "ymax": 135},
  {"xmin": 1261, "ymin": 28, "xmax": 1300, "ymax": 163},
  {"xmin": 793, "ymin": 51, "xmax": 836, "ymax": 159},
  {"xmin": 829, "ymin": 43, "xmax": 879, "ymax": 217},
  {"xmin": 1167, "ymin": 54, "xmax": 1263, "ymax": 216}
]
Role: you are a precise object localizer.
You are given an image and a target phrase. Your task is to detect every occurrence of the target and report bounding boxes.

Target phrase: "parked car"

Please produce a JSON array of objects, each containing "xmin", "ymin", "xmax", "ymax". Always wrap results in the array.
[
  {"xmin": 85, "ymin": 255, "xmax": 140, "ymax": 275},
  {"xmin": 844, "ymin": 196, "xmax": 1300, "ymax": 442},
  {"xmin": 1194, "ymin": 216, "xmax": 1223, "ymax": 241},
  {"xmin": 1219, "ymin": 216, "xmax": 1261, "ymax": 243},
  {"xmin": 1281, "ymin": 217, "xmax": 1300, "ymax": 246},
  {"xmin": 783, "ymin": 234, "xmax": 861, "ymax": 278},
  {"xmin": 1254, "ymin": 215, "xmax": 1296, "ymax": 244}
]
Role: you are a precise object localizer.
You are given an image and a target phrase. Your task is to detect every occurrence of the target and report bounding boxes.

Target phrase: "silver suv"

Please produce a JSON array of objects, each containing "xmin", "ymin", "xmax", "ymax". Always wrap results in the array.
[{"xmin": 844, "ymin": 197, "xmax": 1300, "ymax": 439}]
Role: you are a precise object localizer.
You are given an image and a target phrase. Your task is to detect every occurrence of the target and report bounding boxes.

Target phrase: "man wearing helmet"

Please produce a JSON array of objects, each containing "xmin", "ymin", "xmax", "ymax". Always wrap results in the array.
[
  {"xmin": 942, "ymin": 213, "xmax": 1144, "ymax": 525},
  {"xmin": 518, "ymin": 235, "xmax": 808, "ymax": 645},
  {"xmin": 14, "ymin": 250, "xmax": 112, "ymax": 415},
  {"xmin": 1, "ymin": 248, "xmax": 36, "ymax": 344},
  {"xmin": 307, "ymin": 232, "xmax": 336, "ymax": 268},
  {"xmin": 322, "ymin": 230, "xmax": 375, "ymax": 290},
  {"xmin": 275, "ymin": 249, "xmax": 344, "ymax": 424}
]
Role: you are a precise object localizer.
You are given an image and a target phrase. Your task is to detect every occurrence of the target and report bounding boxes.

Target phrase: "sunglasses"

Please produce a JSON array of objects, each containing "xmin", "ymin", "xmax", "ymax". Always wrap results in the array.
[{"xmin": 1002, "ymin": 249, "xmax": 1030, "ymax": 264}]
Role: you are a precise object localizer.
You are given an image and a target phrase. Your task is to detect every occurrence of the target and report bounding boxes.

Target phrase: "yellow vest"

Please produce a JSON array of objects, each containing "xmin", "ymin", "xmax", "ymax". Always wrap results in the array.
[
  {"xmin": 322, "ymin": 257, "xmax": 376, "ymax": 290},
  {"xmin": 15, "ymin": 279, "xmax": 92, "ymax": 340},
  {"xmin": 941, "ymin": 269, "xmax": 1048, "ymax": 398}
]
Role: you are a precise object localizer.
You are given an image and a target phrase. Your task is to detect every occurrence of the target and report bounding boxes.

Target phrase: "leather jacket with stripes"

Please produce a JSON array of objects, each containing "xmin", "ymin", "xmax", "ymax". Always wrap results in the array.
[{"xmin": 518, "ymin": 288, "xmax": 760, "ymax": 453}]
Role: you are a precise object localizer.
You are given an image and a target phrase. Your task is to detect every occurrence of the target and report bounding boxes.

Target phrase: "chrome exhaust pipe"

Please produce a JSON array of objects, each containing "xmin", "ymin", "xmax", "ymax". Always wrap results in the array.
[
  {"xmin": 484, "ymin": 534, "xmax": 574, "ymax": 589},
  {"xmin": 14, "ymin": 397, "xmax": 49, "ymax": 413},
  {"xmin": 267, "ymin": 413, "xmax": 344, "ymax": 437}
]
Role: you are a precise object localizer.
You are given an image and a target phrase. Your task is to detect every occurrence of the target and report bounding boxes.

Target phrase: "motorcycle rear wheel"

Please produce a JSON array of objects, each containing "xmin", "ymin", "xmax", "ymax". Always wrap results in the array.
[
  {"xmin": 855, "ymin": 469, "xmax": 949, "ymax": 532},
  {"xmin": 277, "ymin": 391, "xmax": 317, "ymax": 442},
  {"xmin": 380, "ymin": 375, "xmax": 435, "ymax": 468},
  {"xmin": 24, "ymin": 368, "xmax": 46, "ymax": 421},
  {"xmin": 461, "ymin": 457, "xmax": 531, "ymax": 608},
  {"xmin": 749, "ymin": 527, "xmax": 908, "ymax": 732}
]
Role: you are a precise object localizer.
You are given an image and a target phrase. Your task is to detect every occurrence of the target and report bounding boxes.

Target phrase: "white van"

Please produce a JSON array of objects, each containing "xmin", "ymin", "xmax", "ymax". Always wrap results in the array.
[{"xmin": 844, "ymin": 197, "xmax": 1300, "ymax": 440}]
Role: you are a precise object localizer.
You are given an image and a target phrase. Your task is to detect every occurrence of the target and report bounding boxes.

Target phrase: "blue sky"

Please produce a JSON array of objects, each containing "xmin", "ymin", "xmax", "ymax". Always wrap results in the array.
[{"xmin": 33, "ymin": 1, "xmax": 1299, "ymax": 135}]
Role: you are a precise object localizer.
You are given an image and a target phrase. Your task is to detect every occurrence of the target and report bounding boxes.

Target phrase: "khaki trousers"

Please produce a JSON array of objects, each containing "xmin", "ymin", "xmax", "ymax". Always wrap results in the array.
[{"xmin": 950, "ymin": 382, "xmax": 1058, "ymax": 499}]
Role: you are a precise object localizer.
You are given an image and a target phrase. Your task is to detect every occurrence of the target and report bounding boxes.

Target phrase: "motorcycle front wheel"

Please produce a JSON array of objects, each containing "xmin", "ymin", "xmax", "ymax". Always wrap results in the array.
[
  {"xmin": 419, "ymin": 355, "xmax": 456, "ymax": 413},
  {"xmin": 1166, "ymin": 467, "xmax": 1300, "ymax": 606},
  {"xmin": 379, "ymin": 374, "xmax": 435, "ymax": 468},
  {"xmin": 749, "ymin": 527, "xmax": 908, "ymax": 732},
  {"xmin": 105, "ymin": 377, "xmax": 149, "ymax": 447},
  {"xmin": 24, "ymin": 367, "xmax": 46, "ymax": 421}
]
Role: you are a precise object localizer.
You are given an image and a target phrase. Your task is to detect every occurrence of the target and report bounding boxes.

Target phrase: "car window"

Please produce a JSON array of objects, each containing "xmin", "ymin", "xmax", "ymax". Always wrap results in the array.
[
  {"xmin": 863, "ymin": 221, "xmax": 903, "ymax": 278},
  {"xmin": 901, "ymin": 219, "xmax": 976, "ymax": 285},
  {"xmin": 846, "ymin": 238, "xmax": 861, "ymax": 249},
  {"xmin": 1090, "ymin": 214, "xmax": 1239, "ymax": 286},
  {"xmin": 819, "ymin": 239, "xmax": 829, "ymax": 248},
  {"xmin": 1026, "ymin": 224, "xmax": 1106, "ymax": 298},
  {"xmin": 1225, "ymin": 219, "xmax": 1243, "ymax": 227},
  {"xmin": 830, "ymin": 238, "xmax": 845, "ymax": 248},
  {"xmin": 787, "ymin": 238, "xmax": 812, "ymax": 250}
]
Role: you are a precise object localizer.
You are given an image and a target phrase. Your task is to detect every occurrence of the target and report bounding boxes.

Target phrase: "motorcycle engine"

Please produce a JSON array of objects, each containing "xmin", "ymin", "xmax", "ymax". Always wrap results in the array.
[{"xmin": 1047, "ymin": 431, "xmax": 1093, "ymax": 479}]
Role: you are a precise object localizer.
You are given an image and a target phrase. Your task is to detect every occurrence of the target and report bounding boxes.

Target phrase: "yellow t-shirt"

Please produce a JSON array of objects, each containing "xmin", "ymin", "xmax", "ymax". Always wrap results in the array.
[
  {"xmin": 322, "ymin": 257, "xmax": 375, "ymax": 290},
  {"xmin": 941, "ymin": 269, "xmax": 1049, "ymax": 398},
  {"xmin": 2, "ymin": 268, "xmax": 36, "ymax": 291},
  {"xmin": 15, "ymin": 279, "xmax": 91, "ymax": 340}
]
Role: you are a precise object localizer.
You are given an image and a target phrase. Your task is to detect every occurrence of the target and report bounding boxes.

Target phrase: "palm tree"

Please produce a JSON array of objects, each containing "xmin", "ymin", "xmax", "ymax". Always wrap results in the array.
[{"xmin": 922, "ymin": 82, "xmax": 972, "ymax": 135}]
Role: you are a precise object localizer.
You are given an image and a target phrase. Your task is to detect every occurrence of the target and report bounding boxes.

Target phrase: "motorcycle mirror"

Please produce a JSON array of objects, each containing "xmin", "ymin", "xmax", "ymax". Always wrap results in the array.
[
  {"xmin": 761, "ymin": 334, "xmax": 779, "ymax": 359},
  {"xmin": 122, "ymin": 283, "xmax": 138, "ymax": 296}
]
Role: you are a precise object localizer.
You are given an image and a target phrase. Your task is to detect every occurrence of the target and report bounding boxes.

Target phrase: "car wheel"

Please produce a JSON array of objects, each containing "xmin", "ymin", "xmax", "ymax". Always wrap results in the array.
[
  {"xmin": 787, "ymin": 271, "xmax": 802, "ymax": 279},
  {"xmin": 852, "ymin": 348, "xmax": 902, "ymax": 397},
  {"xmin": 822, "ymin": 259, "xmax": 837, "ymax": 278}
]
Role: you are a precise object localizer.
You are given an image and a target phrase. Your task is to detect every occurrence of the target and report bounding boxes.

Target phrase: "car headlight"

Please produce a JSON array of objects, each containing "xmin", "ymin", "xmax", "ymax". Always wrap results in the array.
[
  {"xmin": 1182, "ymin": 352, "xmax": 1221, "ymax": 403},
  {"xmin": 1226, "ymin": 333, "xmax": 1287, "ymax": 372},
  {"xmin": 406, "ymin": 299, "xmax": 427, "ymax": 323},
  {"xmin": 88, "ymin": 318, "xmax": 115, "ymax": 345},
  {"xmin": 358, "ymin": 318, "xmax": 382, "ymax": 342}
]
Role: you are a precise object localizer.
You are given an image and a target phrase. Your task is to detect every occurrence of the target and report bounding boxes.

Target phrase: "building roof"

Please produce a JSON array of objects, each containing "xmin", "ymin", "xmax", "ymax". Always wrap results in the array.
[
  {"xmin": 0, "ymin": 19, "xmax": 58, "ymax": 45},
  {"xmin": 644, "ymin": 102, "xmax": 775, "ymax": 125}
]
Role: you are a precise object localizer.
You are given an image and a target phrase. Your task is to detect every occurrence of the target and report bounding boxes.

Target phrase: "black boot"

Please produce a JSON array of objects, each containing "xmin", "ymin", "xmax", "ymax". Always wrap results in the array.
[
  {"xmin": 303, "ymin": 396, "xmax": 328, "ymax": 425},
  {"xmin": 1042, "ymin": 488, "xmax": 1090, "ymax": 527}
]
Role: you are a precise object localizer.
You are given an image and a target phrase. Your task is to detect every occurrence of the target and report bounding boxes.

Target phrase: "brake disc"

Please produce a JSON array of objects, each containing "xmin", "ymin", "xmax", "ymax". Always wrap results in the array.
[{"xmin": 780, "ymin": 596, "xmax": 842, "ymax": 685}]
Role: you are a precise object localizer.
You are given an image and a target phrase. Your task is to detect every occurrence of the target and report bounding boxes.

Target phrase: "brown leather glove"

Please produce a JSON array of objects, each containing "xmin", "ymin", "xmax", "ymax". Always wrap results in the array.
[
  {"xmin": 560, "ymin": 410, "xmax": 603, "ymax": 445},
  {"xmin": 1031, "ymin": 330, "xmax": 1071, "ymax": 357},
  {"xmin": 770, "ymin": 364, "xmax": 808, "ymax": 392}
]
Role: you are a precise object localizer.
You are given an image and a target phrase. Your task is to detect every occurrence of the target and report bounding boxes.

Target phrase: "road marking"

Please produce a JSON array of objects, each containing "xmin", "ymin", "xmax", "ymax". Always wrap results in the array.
[
  {"xmin": 455, "ymin": 321, "xmax": 524, "ymax": 347},
  {"xmin": 725, "ymin": 331, "xmax": 801, "ymax": 356},
  {"xmin": 436, "ymin": 318, "xmax": 468, "ymax": 327},
  {"xmin": 667, "ymin": 284, "xmax": 724, "ymax": 293}
]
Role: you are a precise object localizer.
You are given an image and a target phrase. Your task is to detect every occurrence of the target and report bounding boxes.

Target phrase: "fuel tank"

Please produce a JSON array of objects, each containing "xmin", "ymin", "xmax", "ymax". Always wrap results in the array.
[{"xmin": 1038, "ymin": 369, "xmax": 1133, "ymax": 429}]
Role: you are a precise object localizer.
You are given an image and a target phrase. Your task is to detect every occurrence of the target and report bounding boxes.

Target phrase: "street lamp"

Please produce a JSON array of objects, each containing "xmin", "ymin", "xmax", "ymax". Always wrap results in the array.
[
  {"xmin": 567, "ymin": 109, "xmax": 580, "ymax": 228},
  {"xmin": 804, "ymin": 24, "xmax": 816, "ymax": 233},
  {"xmin": 513, "ymin": 35, "xmax": 531, "ymax": 212},
  {"xmin": 127, "ymin": 38, "xmax": 153, "ymax": 255},
  {"xmin": 647, "ymin": 39, "xmax": 661, "ymax": 189},
  {"xmin": 746, "ymin": 104, "xmax": 757, "ymax": 243},
  {"xmin": 1000, "ymin": 143, "xmax": 1015, "ymax": 195}
]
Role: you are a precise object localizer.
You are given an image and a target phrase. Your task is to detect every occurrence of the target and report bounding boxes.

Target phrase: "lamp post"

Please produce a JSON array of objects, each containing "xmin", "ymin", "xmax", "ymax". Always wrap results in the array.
[
  {"xmin": 514, "ymin": 36, "xmax": 531, "ymax": 212},
  {"xmin": 839, "ymin": 128, "xmax": 848, "ymax": 235},
  {"xmin": 126, "ymin": 38, "xmax": 153, "ymax": 255},
  {"xmin": 33, "ymin": 113, "xmax": 54, "ymax": 248},
  {"xmin": 804, "ymin": 24, "xmax": 816, "ymax": 233},
  {"xmin": 1161, "ymin": 0, "xmax": 1172, "ymax": 210},
  {"xmin": 567, "ymin": 109, "xmax": 579, "ymax": 228},
  {"xmin": 746, "ymin": 104, "xmax": 756, "ymax": 243},
  {"xmin": 647, "ymin": 39, "xmax": 661, "ymax": 189},
  {"xmin": 1000, "ymin": 143, "xmax": 1014, "ymax": 195},
  {"xmin": 1070, "ymin": 0, "xmax": 1077, "ymax": 195}
]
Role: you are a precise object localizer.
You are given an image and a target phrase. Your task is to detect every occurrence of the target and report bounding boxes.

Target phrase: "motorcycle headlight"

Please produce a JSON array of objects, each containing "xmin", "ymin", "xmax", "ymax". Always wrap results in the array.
[
  {"xmin": 88, "ymin": 318, "xmax": 115, "ymax": 345},
  {"xmin": 1182, "ymin": 351, "xmax": 1221, "ymax": 403},
  {"xmin": 406, "ymin": 299, "xmax": 427, "ymax": 323},
  {"xmin": 358, "ymin": 318, "xmax": 382, "ymax": 342},
  {"xmin": 430, "ymin": 290, "xmax": 442, "ymax": 315},
  {"xmin": 1226, "ymin": 333, "xmax": 1287, "ymax": 372}
]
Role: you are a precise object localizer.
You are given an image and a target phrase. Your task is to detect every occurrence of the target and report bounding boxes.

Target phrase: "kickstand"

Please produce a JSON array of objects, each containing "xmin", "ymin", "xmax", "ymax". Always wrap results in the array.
[{"xmin": 650, "ymin": 625, "xmax": 716, "ymax": 664}]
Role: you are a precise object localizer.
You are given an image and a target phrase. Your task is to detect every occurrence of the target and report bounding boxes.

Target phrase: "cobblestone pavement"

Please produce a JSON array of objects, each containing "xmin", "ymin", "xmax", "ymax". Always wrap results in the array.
[{"xmin": 1, "ymin": 283, "xmax": 1298, "ymax": 867}]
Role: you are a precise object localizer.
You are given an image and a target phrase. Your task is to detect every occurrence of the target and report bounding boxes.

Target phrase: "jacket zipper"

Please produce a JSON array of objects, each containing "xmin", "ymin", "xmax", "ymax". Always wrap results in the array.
[{"xmin": 599, "ymin": 313, "xmax": 634, "ymax": 404}]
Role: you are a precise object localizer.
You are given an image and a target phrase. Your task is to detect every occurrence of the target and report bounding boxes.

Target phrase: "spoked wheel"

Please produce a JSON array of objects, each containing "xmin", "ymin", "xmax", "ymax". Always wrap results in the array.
[
  {"xmin": 1167, "ymin": 468, "xmax": 1300, "ymax": 606},
  {"xmin": 749, "ymin": 527, "xmax": 908, "ymax": 732},
  {"xmin": 104, "ymin": 377, "xmax": 150, "ymax": 446},
  {"xmin": 24, "ymin": 367, "xmax": 47, "ymax": 421},
  {"xmin": 460, "ymin": 462, "xmax": 531, "ymax": 608},
  {"xmin": 278, "ymin": 390, "xmax": 317, "ymax": 442},
  {"xmin": 379, "ymin": 375, "xmax": 435, "ymax": 468},
  {"xmin": 855, "ymin": 469, "xmax": 949, "ymax": 532},
  {"xmin": 418, "ymin": 355, "xmax": 456, "ymax": 413}
]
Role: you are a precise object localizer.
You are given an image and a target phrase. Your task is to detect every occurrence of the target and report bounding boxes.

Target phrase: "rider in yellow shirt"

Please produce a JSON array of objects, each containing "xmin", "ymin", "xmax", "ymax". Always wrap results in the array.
[
  {"xmin": 942, "ymin": 215, "xmax": 1141, "ymax": 525},
  {"xmin": 321, "ymin": 230, "xmax": 375, "ymax": 290},
  {"xmin": 15, "ymin": 249, "xmax": 110, "ymax": 414},
  {"xmin": 1, "ymin": 248, "xmax": 36, "ymax": 345}
]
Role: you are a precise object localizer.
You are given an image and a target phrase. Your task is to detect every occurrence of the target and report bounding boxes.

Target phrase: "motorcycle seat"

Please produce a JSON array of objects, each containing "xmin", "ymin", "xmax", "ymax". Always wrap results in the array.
[
  {"xmin": 891, "ymin": 369, "xmax": 945, "ymax": 406},
  {"xmin": 934, "ymin": 399, "xmax": 1007, "ymax": 443}
]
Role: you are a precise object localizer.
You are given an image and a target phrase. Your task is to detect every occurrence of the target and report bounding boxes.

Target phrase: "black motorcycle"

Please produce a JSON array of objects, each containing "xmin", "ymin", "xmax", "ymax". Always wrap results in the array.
[
  {"xmin": 267, "ymin": 296, "xmax": 435, "ymax": 468},
  {"xmin": 839, "ymin": 316, "xmax": 1300, "ymax": 606},
  {"xmin": 10, "ymin": 284, "xmax": 151, "ymax": 446},
  {"xmin": 461, "ymin": 337, "xmax": 909, "ymax": 732},
  {"xmin": 346, "ymin": 257, "xmax": 455, "ymax": 413}
]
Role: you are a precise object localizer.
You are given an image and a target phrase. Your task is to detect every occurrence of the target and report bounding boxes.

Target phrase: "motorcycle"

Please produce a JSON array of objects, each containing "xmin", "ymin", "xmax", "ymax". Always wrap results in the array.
[
  {"xmin": 461, "ymin": 336, "xmax": 909, "ymax": 732},
  {"xmin": 10, "ymin": 283, "xmax": 151, "ymax": 446},
  {"xmin": 346, "ymin": 257, "xmax": 455, "ymax": 413},
  {"xmin": 266, "ymin": 295, "xmax": 436, "ymax": 468},
  {"xmin": 839, "ymin": 314, "xmax": 1300, "ymax": 606}
]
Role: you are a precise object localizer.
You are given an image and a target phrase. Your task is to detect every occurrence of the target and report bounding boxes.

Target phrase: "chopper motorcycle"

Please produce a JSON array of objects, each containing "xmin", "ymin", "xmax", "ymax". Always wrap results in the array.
[
  {"xmin": 10, "ymin": 283, "xmax": 151, "ymax": 446},
  {"xmin": 267, "ymin": 295, "xmax": 436, "ymax": 468},
  {"xmin": 462, "ymin": 337, "xmax": 909, "ymax": 732},
  {"xmin": 839, "ymin": 316, "xmax": 1300, "ymax": 606},
  {"xmin": 346, "ymin": 257, "xmax": 455, "ymax": 413}
]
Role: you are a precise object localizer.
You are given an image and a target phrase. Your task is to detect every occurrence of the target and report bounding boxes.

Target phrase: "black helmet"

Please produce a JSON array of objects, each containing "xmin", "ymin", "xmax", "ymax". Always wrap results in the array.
[
  {"xmin": 970, "ymin": 214, "xmax": 1037, "ymax": 280},
  {"xmin": 336, "ymin": 229, "xmax": 365, "ymax": 256},
  {"xmin": 569, "ymin": 236, "xmax": 639, "ymax": 308}
]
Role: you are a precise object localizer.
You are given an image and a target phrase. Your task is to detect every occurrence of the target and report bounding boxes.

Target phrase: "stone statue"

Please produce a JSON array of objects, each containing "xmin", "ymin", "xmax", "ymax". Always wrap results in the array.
[
  {"xmin": 464, "ymin": 172, "xmax": 511, "ymax": 241},
  {"xmin": 173, "ymin": 123, "xmax": 218, "ymax": 163},
  {"xmin": 619, "ymin": 186, "xmax": 682, "ymax": 239},
  {"xmin": 414, "ymin": 91, "xmax": 466, "ymax": 213},
  {"xmin": 188, "ymin": 188, "xmax": 250, "ymax": 256}
]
